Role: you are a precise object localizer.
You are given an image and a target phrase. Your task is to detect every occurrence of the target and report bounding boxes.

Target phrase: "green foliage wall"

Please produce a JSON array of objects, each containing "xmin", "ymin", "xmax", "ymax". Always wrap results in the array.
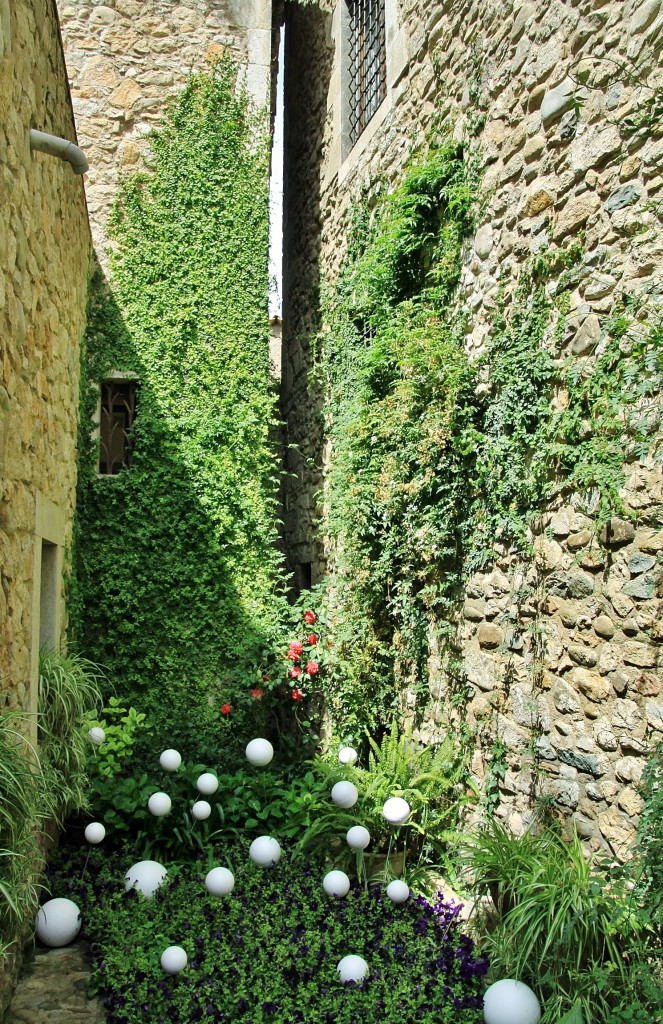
[{"xmin": 72, "ymin": 60, "xmax": 286, "ymax": 762}]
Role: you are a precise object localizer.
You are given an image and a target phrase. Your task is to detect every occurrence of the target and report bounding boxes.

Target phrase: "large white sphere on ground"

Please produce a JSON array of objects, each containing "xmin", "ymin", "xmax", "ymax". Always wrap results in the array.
[
  {"xmin": 346, "ymin": 825, "xmax": 370, "ymax": 850},
  {"xmin": 148, "ymin": 792, "xmax": 172, "ymax": 817},
  {"xmin": 35, "ymin": 898, "xmax": 81, "ymax": 948},
  {"xmin": 338, "ymin": 746, "xmax": 358, "ymax": 765},
  {"xmin": 382, "ymin": 797, "xmax": 410, "ymax": 824},
  {"xmin": 88, "ymin": 727, "xmax": 105, "ymax": 745},
  {"xmin": 323, "ymin": 870, "xmax": 350, "ymax": 898},
  {"xmin": 205, "ymin": 867, "xmax": 235, "ymax": 897},
  {"xmin": 160, "ymin": 946, "xmax": 188, "ymax": 974},
  {"xmin": 245, "ymin": 738, "xmax": 274, "ymax": 767},
  {"xmin": 125, "ymin": 860, "xmax": 168, "ymax": 898},
  {"xmin": 160, "ymin": 749, "xmax": 182, "ymax": 772},
  {"xmin": 196, "ymin": 772, "xmax": 219, "ymax": 795},
  {"xmin": 483, "ymin": 979, "xmax": 541, "ymax": 1024},
  {"xmin": 84, "ymin": 822, "xmax": 106, "ymax": 845},
  {"xmin": 331, "ymin": 781, "xmax": 358, "ymax": 809},
  {"xmin": 192, "ymin": 800, "xmax": 212, "ymax": 821},
  {"xmin": 386, "ymin": 880, "xmax": 410, "ymax": 904},
  {"xmin": 337, "ymin": 955, "xmax": 369, "ymax": 983},
  {"xmin": 249, "ymin": 836, "xmax": 281, "ymax": 867}
]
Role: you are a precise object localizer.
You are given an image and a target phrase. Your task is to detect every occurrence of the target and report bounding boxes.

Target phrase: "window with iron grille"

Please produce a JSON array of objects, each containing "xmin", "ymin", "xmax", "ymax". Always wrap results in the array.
[
  {"xmin": 347, "ymin": 0, "xmax": 387, "ymax": 148},
  {"xmin": 99, "ymin": 380, "xmax": 137, "ymax": 475}
]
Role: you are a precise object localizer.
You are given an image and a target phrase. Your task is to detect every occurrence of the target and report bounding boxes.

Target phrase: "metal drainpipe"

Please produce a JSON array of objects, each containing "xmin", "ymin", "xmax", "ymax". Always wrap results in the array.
[{"xmin": 29, "ymin": 128, "xmax": 89, "ymax": 175}]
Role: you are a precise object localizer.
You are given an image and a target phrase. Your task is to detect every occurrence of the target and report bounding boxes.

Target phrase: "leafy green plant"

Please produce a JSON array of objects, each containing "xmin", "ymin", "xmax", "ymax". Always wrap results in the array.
[{"xmin": 635, "ymin": 739, "xmax": 663, "ymax": 932}]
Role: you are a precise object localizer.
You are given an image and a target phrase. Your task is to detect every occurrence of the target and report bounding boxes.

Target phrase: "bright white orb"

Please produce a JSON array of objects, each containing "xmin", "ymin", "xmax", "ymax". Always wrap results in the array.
[
  {"xmin": 205, "ymin": 867, "xmax": 235, "ymax": 897},
  {"xmin": 337, "ymin": 954, "xmax": 369, "ymax": 984},
  {"xmin": 125, "ymin": 860, "xmax": 168, "ymax": 898},
  {"xmin": 483, "ymin": 979, "xmax": 541, "ymax": 1024},
  {"xmin": 159, "ymin": 749, "xmax": 182, "ymax": 772},
  {"xmin": 338, "ymin": 746, "xmax": 358, "ymax": 765},
  {"xmin": 196, "ymin": 772, "xmax": 219, "ymax": 795},
  {"xmin": 148, "ymin": 792, "xmax": 172, "ymax": 817},
  {"xmin": 249, "ymin": 835, "xmax": 281, "ymax": 867},
  {"xmin": 35, "ymin": 898, "xmax": 81, "ymax": 948},
  {"xmin": 331, "ymin": 781, "xmax": 359, "ymax": 809},
  {"xmin": 386, "ymin": 880, "xmax": 410, "ymax": 903},
  {"xmin": 323, "ymin": 870, "xmax": 350, "ymax": 898},
  {"xmin": 346, "ymin": 825, "xmax": 370, "ymax": 850},
  {"xmin": 160, "ymin": 945, "xmax": 188, "ymax": 974},
  {"xmin": 88, "ymin": 726, "xmax": 105, "ymax": 745},
  {"xmin": 192, "ymin": 800, "xmax": 212, "ymax": 821},
  {"xmin": 382, "ymin": 797, "xmax": 410, "ymax": 824},
  {"xmin": 84, "ymin": 822, "xmax": 106, "ymax": 845},
  {"xmin": 245, "ymin": 738, "xmax": 274, "ymax": 767}
]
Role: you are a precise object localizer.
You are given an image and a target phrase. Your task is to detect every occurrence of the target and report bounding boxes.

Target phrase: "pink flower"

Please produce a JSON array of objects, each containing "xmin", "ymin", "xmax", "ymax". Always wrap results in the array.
[
  {"xmin": 303, "ymin": 610, "xmax": 317, "ymax": 626},
  {"xmin": 220, "ymin": 703, "xmax": 231, "ymax": 716},
  {"xmin": 289, "ymin": 666, "xmax": 301, "ymax": 680},
  {"xmin": 305, "ymin": 660, "xmax": 319, "ymax": 676},
  {"xmin": 291, "ymin": 689, "xmax": 304, "ymax": 701},
  {"xmin": 250, "ymin": 688, "xmax": 264, "ymax": 700}
]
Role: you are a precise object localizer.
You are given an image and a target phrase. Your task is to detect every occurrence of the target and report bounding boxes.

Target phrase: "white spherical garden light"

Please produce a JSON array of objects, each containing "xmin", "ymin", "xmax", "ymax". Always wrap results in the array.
[
  {"xmin": 159, "ymin": 749, "xmax": 182, "ymax": 772},
  {"xmin": 338, "ymin": 746, "xmax": 358, "ymax": 765},
  {"xmin": 331, "ymin": 781, "xmax": 358, "ymax": 809},
  {"xmin": 148, "ymin": 791, "xmax": 172, "ymax": 817},
  {"xmin": 346, "ymin": 825, "xmax": 371, "ymax": 850},
  {"xmin": 245, "ymin": 738, "xmax": 274, "ymax": 767},
  {"xmin": 196, "ymin": 772, "xmax": 219, "ymax": 796},
  {"xmin": 249, "ymin": 836, "xmax": 281, "ymax": 867},
  {"xmin": 386, "ymin": 880, "xmax": 410, "ymax": 904},
  {"xmin": 84, "ymin": 822, "xmax": 106, "ymax": 845},
  {"xmin": 322, "ymin": 870, "xmax": 350, "ymax": 898},
  {"xmin": 337, "ymin": 954, "xmax": 369, "ymax": 983},
  {"xmin": 160, "ymin": 946, "xmax": 188, "ymax": 975},
  {"xmin": 35, "ymin": 898, "xmax": 81, "ymax": 948},
  {"xmin": 382, "ymin": 796, "xmax": 410, "ymax": 825},
  {"xmin": 125, "ymin": 860, "xmax": 168, "ymax": 898},
  {"xmin": 88, "ymin": 726, "xmax": 105, "ymax": 745},
  {"xmin": 483, "ymin": 979, "xmax": 541, "ymax": 1024},
  {"xmin": 191, "ymin": 800, "xmax": 212, "ymax": 821},
  {"xmin": 205, "ymin": 867, "xmax": 235, "ymax": 897}
]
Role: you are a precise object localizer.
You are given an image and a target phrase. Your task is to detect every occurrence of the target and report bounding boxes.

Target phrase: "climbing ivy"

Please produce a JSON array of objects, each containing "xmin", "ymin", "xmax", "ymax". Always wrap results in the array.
[{"xmin": 71, "ymin": 59, "xmax": 288, "ymax": 765}]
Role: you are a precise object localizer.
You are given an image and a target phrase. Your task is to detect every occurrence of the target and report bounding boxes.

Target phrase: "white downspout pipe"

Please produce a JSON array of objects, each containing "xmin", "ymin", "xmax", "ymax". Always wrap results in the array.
[{"xmin": 29, "ymin": 129, "xmax": 89, "ymax": 175}]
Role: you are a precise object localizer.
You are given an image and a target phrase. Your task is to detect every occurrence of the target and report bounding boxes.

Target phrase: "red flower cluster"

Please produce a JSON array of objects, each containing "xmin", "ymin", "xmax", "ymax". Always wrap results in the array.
[
  {"xmin": 250, "ymin": 687, "xmax": 264, "ymax": 700},
  {"xmin": 291, "ymin": 688, "xmax": 303, "ymax": 701},
  {"xmin": 307, "ymin": 633, "xmax": 318, "ymax": 646},
  {"xmin": 303, "ymin": 610, "xmax": 317, "ymax": 626},
  {"xmin": 289, "ymin": 666, "xmax": 301, "ymax": 680},
  {"xmin": 305, "ymin": 660, "xmax": 319, "ymax": 675},
  {"xmin": 287, "ymin": 640, "xmax": 304, "ymax": 661},
  {"xmin": 220, "ymin": 703, "xmax": 231, "ymax": 716}
]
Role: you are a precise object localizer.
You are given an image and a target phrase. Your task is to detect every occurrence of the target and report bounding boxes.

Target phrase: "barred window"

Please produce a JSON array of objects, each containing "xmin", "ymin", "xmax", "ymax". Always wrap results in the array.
[
  {"xmin": 347, "ymin": 0, "xmax": 387, "ymax": 148},
  {"xmin": 99, "ymin": 380, "xmax": 137, "ymax": 475}
]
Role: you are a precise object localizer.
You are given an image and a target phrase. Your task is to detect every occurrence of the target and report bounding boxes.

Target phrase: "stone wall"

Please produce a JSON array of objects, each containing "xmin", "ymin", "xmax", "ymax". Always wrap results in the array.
[
  {"xmin": 58, "ymin": 0, "xmax": 274, "ymax": 266},
  {"xmin": 0, "ymin": 0, "xmax": 91, "ymax": 728},
  {"xmin": 282, "ymin": 0, "xmax": 662, "ymax": 854}
]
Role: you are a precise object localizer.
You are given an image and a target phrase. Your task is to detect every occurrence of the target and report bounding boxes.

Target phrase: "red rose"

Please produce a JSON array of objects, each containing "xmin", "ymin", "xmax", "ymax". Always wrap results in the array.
[
  {"xmin": 288, "ymin": 641, "xmax": 304, "ymax": 660},
  {"xmin": 250, "ymin": 688, "xmax": 264, "ymax": 700},
  {"xmin": 305, "ymin": 660, "xmax": 319, "ymax": 675},
  {"xmin": 289, "ymin": 666, "xmax": 301, "ymax": 679},
  {"xmin": 291, "ymin": 689, "xmax": 304, "ymax": 701},
  {"xmin": 307, "ymin": 633, "xmax": 318, "ymax": 646},
  {"xmin": 303, "ymin": 610, "xmax": 316, "ymax": 625},
  {"xmin": 220, "ymin": 703, "xmax": 231, "ymax": 715}
]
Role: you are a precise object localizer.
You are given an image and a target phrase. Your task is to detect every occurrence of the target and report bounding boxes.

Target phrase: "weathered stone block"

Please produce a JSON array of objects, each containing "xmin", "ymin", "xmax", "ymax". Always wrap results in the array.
[
  {"xmin": 599, "ymin": 518, "xmax": 636, "ymax": 547},
  {"xmin": 572, "ymin": 667, "xmax": 611, "ymax": 702}
]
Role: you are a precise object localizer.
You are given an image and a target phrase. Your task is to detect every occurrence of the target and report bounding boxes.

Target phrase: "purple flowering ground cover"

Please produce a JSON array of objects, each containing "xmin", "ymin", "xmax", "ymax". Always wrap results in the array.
[{"xmin": 48, "ymin": 842, "xmax": 488, "ymax": 1024}]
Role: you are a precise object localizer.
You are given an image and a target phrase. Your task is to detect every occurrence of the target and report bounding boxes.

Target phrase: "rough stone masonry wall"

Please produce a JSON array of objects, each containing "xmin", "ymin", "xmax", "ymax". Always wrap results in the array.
[
  {"xmin": 0, "ymin": 0, "xmax": 91, "ymax": 719},
  {"xmin": 282, "ymin": 0, "xmax": 663, "ymax": 856},
  {"xmin": 58, "ymin": 0, "xmax": 274, "ymax": 266}
]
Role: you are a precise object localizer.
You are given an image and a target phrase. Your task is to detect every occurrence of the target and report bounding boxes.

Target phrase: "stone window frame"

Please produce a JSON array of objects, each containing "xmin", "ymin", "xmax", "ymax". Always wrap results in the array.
[{"xmin": 29, "ymin": 493, "xmax": 65, "ymax": 744}]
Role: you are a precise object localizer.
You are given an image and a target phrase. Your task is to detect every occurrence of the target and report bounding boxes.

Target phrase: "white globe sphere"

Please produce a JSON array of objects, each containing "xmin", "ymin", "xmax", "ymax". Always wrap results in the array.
[
  {"xmin": 35, "ymin": 898, "xmax": 81, "ymax": 948},
  {"xmin": 192, "ymin": 800, "xmax": 212, "ymax": 821},
  {"xmin": 338, "ymin": 746, "xmax": 358, "ymax": 765},
  {"xmin": 483, "ymin": 979, "xmax": 542, "ymax": 1024},
  {"xmin": 148, "ymin": 792, "xmax": 172, "ymax": 817},
  {"xmin": 337, "ymin": 954, "xmax": 369, "ymax": 983},
  {"xmin": 88, "ymin": 726, "xmax": 105, "ymax": 745},
  {"xmin": 382, "ymin": 796, "xmax": 410, "ymax": 824},
  {"xmin": 159, "ymin": 749, "xmax": 182, "ymax": 772},
  {"xmin": 84, "ymin": 822, "xmax": 106, "ymax": 845},
  {"xmin": 125, "ymin": 860, "xmax": 168, "ymax": 898},
  {"xmin": 245, "ymin": 738, "xmax": 274, "ymax": 767},
  {"xmin": 331, "ymin": 781, "xmax": 359, "ymax": 809},
  {"xmin": 386, "ymin": 880, "xmax": 410, "ymax": 903},
  {"xmin": 249, "ymin": 835, "xmax": 281, "ymax": 867},
  {"xmin": 205, "ymin": 867, "xmax": 235, "ymax": 897},
  {"xmin": 323, "ymin": 870, "xmax": 351, "ymax": 898},
  {"xmin": 196, "ymin": 772, "xmax": 219, "ymax": 795},
  {"xmin": 160, "ymin": 945, "xmax": 188, "ymax": 974},
  {"xmin": 346, "ymin": 825, "xmax": 371, "ymax": 850}
]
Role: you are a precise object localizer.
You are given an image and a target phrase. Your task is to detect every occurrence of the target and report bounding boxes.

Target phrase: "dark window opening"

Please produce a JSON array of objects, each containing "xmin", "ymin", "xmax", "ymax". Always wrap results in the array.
[
  {"xmin": 99, "ymin": 380, "xmax": 137, "ymax": 475},
  {"xmin": 347, "ymin": 0, "xmax": 387, "ymax": 148}
]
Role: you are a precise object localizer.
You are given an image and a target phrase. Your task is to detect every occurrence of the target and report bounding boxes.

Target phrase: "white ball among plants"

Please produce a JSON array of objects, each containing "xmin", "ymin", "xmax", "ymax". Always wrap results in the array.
[
  {"xmin": 159, "ymin": 749, "xmax": 182, "ymax": 771},
  {"xmin": 331, "ymin": 781, "xmax": 358, "ymax": 808},
  {"xmin": 323, "ymin": 870, "xmax": 350, "ymax": 898},
  {"xmin": 84, "ymin": 822, "xmax": 106, "ymax": 845},
  {"xmin": 338, "ymin": 746, "xmax": 358, "ymax": 765},
  {"xmin": 245, "ymin": 738, "xmax": 274, "ymax": 767},
  {"xmin": 205, "ymin": 867, "xmax": 235, "ymax": 897},
  {"xmin": 160, "ymin": 945, "xmax": 188, "ymax": 974},
  {"xmin": 386, "ymin": 879, "xmax": 410, "ymax": 903},
  {"xmin": 191, "ymin": 800, "xmax": 212, "ymax": 820},
  {"xmin": 35, "ymin": 898, "xmax": 81, "ymax": 948},
  {"xmin": 346, "ymin": 825, "xmax": 370, "ymax": 850},
  {"xmin": 249, "ymin": 835, "xmax": 281, "ymax": 867},
  {"xmin": 125, "ymin": 860, "xmax": 168, "ymax": 898},
  {"xmin": 196, "ymin": 772, "xmax": 219, "ymax": 795},
  {"xmin": 88, "ymin": 726, "xmax": 105, "ymax": 745},
  {"xmin": 148, "ymin": 791, "xmax": 172, "ymax": 817},
  {"xmin": 382, "ymin": 796, "xmax": 410, "ymax": 824},
  {"xmin": 337, "ymin": 954, "xmax": 369, "ymax": 983},
  {"xmin": 483, "ymin": 979, "xmax": 541, "ymax": 1024}
]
